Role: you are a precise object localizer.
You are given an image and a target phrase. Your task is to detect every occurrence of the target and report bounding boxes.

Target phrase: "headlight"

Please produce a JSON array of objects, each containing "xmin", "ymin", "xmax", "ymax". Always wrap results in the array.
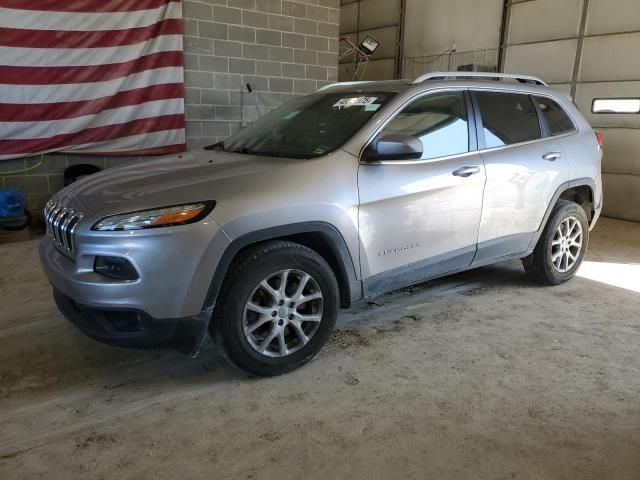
[{"xmin": 92, "ymin": 201, "xmax": 215, "ymax": 231}]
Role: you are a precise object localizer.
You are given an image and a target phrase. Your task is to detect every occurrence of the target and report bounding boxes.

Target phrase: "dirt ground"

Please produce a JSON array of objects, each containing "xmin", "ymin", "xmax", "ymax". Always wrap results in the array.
[{"xmin": 1, "ymin": 217, "xmax": 639, "ymax": 480}]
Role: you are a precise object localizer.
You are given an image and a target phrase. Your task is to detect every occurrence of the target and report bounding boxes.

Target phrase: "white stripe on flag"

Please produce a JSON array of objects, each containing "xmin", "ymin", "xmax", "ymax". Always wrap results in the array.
[
  {"xmin": 0, "ymin": 67, "xmax": 184, "ymax": 103},
  {"xmin": 2, "ymin": 99, "xmax": 184, "ymax": 139},
  {"xmin": 62, "ymin": 128, "xmax": 186, "ymax": 153},
  {"xmin": 0, "ymin": 129, "xmax": 186, "ymax": 161},
  {"xmin": 0, "ymin": 35, "xmax": 183, "ymax": 67},
  {"xmin": 0, "ymin": 3, "xmax": 181, "ymax": 32}
]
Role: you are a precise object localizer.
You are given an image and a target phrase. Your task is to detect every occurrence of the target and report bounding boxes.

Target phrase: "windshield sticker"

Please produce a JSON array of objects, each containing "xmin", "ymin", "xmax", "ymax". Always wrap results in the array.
[
  {"xmin": 364, "ymin": 103, "xmax": 381, "ymax": 112},
  {"xmin": 333, "ymin": 96, "xmax": 378, "ymax": 108}
]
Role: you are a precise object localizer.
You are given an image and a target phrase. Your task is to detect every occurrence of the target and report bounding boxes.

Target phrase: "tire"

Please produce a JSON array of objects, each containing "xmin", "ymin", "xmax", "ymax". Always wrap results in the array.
[
  {"xmin": 523, "ymin": 200, "xmax": 589, "ymax": 285},
  {"xmin": 211, "ymin": 240, "xmax": 339, "ymax": 376}
]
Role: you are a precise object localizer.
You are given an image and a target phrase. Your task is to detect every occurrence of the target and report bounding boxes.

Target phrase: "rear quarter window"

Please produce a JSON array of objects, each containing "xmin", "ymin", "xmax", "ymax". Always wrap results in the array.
[
  {"xmin": 534, "ymin": 96, "xmax": 575, "ymax": 135},
  {"xmin": 474, "ymin": 91, "xmax": 541, "ymax": 148}
]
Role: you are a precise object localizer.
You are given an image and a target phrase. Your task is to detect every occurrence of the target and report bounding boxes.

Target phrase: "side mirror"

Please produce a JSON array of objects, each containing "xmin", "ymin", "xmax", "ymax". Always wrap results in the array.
[{"xmin": 363, "ymin": 133, "xmax": 423, "ymax": 162}]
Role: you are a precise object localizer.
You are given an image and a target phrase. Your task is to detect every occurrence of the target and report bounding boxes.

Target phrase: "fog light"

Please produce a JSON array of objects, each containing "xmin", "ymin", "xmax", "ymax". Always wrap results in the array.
[{"xmin": 94, "ymin": 256, "xmax": 139, "ymax": 281}]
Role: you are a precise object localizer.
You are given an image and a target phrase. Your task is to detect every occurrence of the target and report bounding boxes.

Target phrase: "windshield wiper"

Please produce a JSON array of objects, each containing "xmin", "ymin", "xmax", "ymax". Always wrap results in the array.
[
  {"xmin": 204, "ymin": 141, "xmax": 225, "ymax": 151},
  {"xmin": 246, "ymin": 150, "xmax": 307, "ymax": 159},
  {"xmin": 226, "ymin": 147, "xmax": 276, "ymax": 157},
  {"xmin": 205, "ymin": 142, "xmax": 307, "ymax": 159}
]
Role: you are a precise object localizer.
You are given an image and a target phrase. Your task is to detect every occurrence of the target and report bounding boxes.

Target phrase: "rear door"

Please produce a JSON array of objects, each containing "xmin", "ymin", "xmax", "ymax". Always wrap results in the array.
[
  {"xmin": 358, "ymin": 89, "xmax": 486, "ymax": 295},
  {"xmin": 473, "ymin": 90, "xmax": 569, "ymax": 263}
]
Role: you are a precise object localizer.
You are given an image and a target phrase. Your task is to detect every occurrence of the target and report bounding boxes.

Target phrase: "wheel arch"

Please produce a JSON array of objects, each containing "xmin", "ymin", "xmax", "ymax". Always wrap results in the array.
[
  {"xmin": 528, "ymin": 178, "xmax": 596, "ymax": 251},
  {"xmin": 559, "ymin": 184, "xmax": 594, "ymax": 221},
  {"xmin": 202, "ymin": 222, "xmax": 362, "ymax": 313}
]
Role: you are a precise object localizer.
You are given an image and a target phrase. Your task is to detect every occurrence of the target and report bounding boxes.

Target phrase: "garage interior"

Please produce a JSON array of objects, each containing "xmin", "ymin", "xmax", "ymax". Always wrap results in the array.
[{"xmin": 1, "ymin": 0, "xmax": 640, "ymax": 478}]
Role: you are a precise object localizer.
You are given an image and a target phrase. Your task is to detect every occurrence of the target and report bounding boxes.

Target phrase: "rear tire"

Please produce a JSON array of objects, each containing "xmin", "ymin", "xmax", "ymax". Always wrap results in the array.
[
  {"xmin": 523, "ymin": 200, "xmax": 589, "ymax": 285},
  {"xmin": 211, "ymin": 240, "xmax": 339, "ymax": 377}
]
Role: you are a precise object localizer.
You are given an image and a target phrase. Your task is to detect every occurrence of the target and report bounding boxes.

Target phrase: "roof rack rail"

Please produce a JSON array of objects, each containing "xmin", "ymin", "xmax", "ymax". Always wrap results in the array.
[
  {"xmin": 316, "ymin": 81, "xmax": 373, "ymax": 91},
  {"xmin": 413, "ymin": 71, "xmax": 547, "ymax": 86}
]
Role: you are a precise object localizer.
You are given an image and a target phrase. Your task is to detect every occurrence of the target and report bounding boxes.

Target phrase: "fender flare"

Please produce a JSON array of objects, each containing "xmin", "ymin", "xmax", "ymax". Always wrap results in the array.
[
  {"xmin": 527, "ymin": 177, "xmax": 597, "ymax": 251},
  {"xmin": 202, "ymin": 221, "xmax": 363, "ymax": 313}
]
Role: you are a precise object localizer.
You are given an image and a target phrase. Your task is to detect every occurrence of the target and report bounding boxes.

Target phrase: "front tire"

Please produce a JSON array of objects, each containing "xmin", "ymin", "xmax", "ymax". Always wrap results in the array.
[
  {"xmin": 212, "ymin": 240, "xmax": 339, "ymax": 376},
  {"xmin": 523, "ymin": 200, "xmax": 589, "ymax": 285}
]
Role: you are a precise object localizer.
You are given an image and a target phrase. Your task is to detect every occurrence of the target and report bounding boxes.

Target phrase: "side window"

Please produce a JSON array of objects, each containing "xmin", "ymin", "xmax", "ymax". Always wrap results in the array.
[
  {"xmin": 475, "ymin": 92, "xmax": 541, "ymax": 148},
  {"xmin": 380, "ymin": 91, "xmax": 469, "ymax": 160},
  {"xmin": 534, "ymin": 96, "xmax": 575, "ymax": 135}
]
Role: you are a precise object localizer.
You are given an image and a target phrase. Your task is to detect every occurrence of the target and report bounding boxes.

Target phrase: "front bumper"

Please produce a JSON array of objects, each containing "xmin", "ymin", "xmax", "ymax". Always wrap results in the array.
[
  {"xmin": 39, "ymin": 217, "xmax": 230, "ymax": 319},
  {"xmin": 53, "ymin": 288, "xmax": 210, "ymax": 354},
  {"xmin": 40, "ymin": 214, "xmax": 232, "ymax": 354},
  {"xmin": 590, "ymin": 191, "xmax": 603, "ymax": 231}
]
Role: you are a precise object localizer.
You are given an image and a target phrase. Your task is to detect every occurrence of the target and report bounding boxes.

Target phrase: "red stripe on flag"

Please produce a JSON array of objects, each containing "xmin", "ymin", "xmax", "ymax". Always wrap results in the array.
[
  {"xmin": 0, "ymin": 51, "xmax": 184, "ymax": 85},
  {"xmin": 0, "ymin": 0, "xmax": 179, "ymax": 13},
  {"xmin": 0, "ymin": 114, "xmax": 185, "ymax": 154},
  {"xmin": 0, "ymin": 83, "xmax": 185, "ymax": 122},
  {"xmin": 70, "ymin": 143, "xmax": 187, "ymax": 156},
  {"xmin": 0, "ymin": 19, "xmax": 183, "ymax": 49}
]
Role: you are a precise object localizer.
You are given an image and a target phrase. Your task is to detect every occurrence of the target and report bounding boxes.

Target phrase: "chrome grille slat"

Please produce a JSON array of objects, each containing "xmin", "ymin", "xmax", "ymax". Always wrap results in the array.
[
  {"xmin": 55, "ymin": 211, "xmax": 66, "ymax": 244},
  {"xmin": 43, "ymin": 199, "xmax": 83, "ymax": 256},
  {"xmin": 50, "ymin": 206, "xmax": 61, "ymax": 243},
  {"xmin": 60, "ymin": 214, "xmax": 74, "ymax": 250},
  {"xmin": 67, "ymin": 217, "xmax": 80, "ymax": 252},
  {"xmin": 54, "ymin": 210, "xmax": 67, "ymax": 244}
]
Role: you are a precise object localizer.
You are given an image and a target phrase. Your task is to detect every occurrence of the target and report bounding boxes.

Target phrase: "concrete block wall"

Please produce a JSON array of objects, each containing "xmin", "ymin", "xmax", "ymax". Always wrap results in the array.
[
  {"xmin": 0, "ymin": 0, "xmax": 340, "ymax": 223},
  {"xmin": 183, "ymin": 0, "xmax": 340, "ymax": 148}
]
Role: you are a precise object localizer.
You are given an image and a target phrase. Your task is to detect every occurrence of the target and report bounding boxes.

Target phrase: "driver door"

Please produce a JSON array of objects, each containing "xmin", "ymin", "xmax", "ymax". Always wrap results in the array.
[{"xmin": 358, "ymin": 89, "xmax": 486, "ymax": 295}]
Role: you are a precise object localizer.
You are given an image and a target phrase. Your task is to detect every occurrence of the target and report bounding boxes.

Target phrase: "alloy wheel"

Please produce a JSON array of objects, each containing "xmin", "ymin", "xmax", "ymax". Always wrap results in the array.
[
  {"xmin": 551, "ymin": 215, "xmax": 583, "ymax": 273},
  {"xmin": 242, "ymin": 269, "xmax": 324, "ymax": 357}
]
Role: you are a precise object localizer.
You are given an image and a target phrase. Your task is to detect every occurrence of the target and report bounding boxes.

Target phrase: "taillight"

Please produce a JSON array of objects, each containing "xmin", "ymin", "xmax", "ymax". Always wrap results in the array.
[{"xmin": 595, "ymin": 131, "xmax": 604, "ymax": 148}]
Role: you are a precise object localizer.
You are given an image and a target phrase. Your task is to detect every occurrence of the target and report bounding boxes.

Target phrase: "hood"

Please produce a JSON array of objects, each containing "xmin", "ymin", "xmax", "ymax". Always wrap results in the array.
[{"xmin": 56, "ymin": 150, "xmax": 302, "ymax": 217}]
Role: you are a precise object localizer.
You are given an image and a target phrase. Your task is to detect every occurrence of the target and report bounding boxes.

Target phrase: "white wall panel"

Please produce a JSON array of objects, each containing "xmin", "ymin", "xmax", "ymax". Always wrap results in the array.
[
  {"xmin": 579, "ymin": 32, "xmax": 640, "ymax": 82},
  {"xmin": 503, "ymin": 40, "xmax": 578, "ymax": 84},
  {"xmin": 403, "ymin": 0, "xmax": 502, "ymax": 57},
  {"xmin": 356, "ymin": 0, "xmax": 401, "ymax": 31},
  {"xmin": 602, "ymin": 173, "xmax": 640, "ymax": 222},
  {"xmin": 361, "ymin": 58, "xmax": 395, "ymax": 80},
  {"xmin": 575, "ymin": 81, "xmax": 640, "ymax": 129},
  {"xmin": 586, "ymin": 0, "xmax": 640, "ymax": 35},
  {"xmin": 339, "ymin": 57, "xmax": 394, "ymax": 81},
  {"xmin": 596, "ymin": 128, "xmax": 640, "ymax": 175},
  {"xmin": 340, "ymin": 2, "xmax": 359, "ymax": 34},
  {"xmin": 508, "ymin": 0, "xmax": 583, "ymax": 44},
  {"xmin": 338, "ymin": 62, "xmax": 350, "ymax": 80}
]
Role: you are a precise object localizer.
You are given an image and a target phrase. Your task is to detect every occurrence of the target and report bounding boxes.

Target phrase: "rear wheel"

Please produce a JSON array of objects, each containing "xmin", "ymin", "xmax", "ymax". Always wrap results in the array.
[
  {"xmin": 212, "ymin": 240, "xmax": 339, "ymax": 376},
  {"xmin": 523, "ymin": 200, "xmax": 589, "ymax": 285}
]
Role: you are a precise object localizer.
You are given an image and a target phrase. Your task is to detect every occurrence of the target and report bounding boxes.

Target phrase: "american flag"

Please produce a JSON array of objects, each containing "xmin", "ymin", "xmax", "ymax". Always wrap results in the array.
[{"xmin": 0, "ymin": 0, "xmax": 186, "ymax": 160}]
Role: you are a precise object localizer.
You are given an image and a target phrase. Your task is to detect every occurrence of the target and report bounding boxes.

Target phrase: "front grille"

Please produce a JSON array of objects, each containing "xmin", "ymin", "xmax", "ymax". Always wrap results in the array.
[{"xmin": 44, "ymin": 199, "xmax": 83, "ymax": 255}]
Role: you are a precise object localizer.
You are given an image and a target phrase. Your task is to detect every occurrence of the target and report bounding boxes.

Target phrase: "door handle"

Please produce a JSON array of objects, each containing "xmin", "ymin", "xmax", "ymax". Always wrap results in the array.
[
  {"xmin": 452, "ymin": 166, "xmax": 480, "ymax": 177},
  {"xmin": 543, "ymin": 152, "xmax": 562, "ymax": 161}
]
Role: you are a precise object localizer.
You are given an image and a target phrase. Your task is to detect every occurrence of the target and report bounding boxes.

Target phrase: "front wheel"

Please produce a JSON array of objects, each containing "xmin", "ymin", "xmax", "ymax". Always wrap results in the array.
[
  {"xmin": 523, "ymin": 200, "xmax": 589, "ymax": 285},
  {"xmin": 212, "ymin": 241, "xmax": 339, "ymax": 376}
]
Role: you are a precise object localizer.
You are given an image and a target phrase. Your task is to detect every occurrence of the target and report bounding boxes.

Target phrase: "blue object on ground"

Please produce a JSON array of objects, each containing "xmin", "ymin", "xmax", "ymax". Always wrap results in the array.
[{"xmin": 0, "ymin": 189, "xmax": 26, "ymax": 219}]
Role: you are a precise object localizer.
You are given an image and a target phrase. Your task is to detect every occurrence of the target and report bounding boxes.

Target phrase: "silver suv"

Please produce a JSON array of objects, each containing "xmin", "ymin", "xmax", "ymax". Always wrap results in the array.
[{"xmin": 40, "ymin": 72, "xmax": 603, "ymax": 376}]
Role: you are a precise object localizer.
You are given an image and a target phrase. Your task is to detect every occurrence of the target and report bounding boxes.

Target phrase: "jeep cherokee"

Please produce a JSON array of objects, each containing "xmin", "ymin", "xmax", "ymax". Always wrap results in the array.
[{"xmin": 40, "ymin": 72, "xmax": 603, "ymax": 376}]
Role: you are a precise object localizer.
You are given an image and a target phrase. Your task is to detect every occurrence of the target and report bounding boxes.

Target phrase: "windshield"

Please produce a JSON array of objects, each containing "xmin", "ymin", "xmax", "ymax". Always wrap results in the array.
[{"xmin": 207, "ymin": 91, "xmax": 396, "ymax": 158}]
